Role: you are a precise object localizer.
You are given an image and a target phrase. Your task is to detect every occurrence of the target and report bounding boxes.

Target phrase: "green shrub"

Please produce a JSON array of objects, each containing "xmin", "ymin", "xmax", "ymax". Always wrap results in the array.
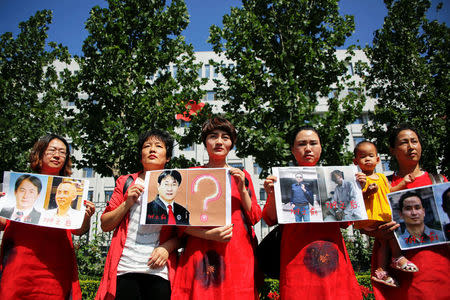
[{"xmin": 80, "ymin": 279, "xmax": 100, "ymax": 300}]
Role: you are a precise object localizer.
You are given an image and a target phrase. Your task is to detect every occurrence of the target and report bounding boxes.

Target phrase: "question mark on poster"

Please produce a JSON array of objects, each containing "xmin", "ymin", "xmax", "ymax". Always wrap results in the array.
[{"xmin": 191, "ymin": 175, "xmax": 222, "ymax": 223}]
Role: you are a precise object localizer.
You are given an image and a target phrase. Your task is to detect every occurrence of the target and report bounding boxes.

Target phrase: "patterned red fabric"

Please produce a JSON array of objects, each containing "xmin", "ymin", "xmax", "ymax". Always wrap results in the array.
[
  {"xmin": 372, "ymin": 171, "xmax": 450, "ymax": 300},
  {"xmin": 95, "ymin": 172, "xmax": 177, "ymax": 300},
  {"xmin": 171, "ymin": 168, "xmax": 262, "ymax": 300},
  {"xmin": 273, "ymin": 221, "xmax": 362, "ymax": 300},
  {"xmin": 0, "ymin": 222, "xmax": 81, "ymax": 299}
]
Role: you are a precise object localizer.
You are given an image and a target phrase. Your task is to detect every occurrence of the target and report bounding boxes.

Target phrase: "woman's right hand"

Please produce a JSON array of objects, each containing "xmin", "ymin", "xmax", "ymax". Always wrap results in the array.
[
  {"xmin": 263, "ymin": 175, "xmax": 277, "ymax": 195},
  {"xmin": 364, "ymin": 221, "xmax": 400, "ymax": 240},
  {"xmin": 124, "ymin": 183, "xmax": 144, "ymax": 209}
]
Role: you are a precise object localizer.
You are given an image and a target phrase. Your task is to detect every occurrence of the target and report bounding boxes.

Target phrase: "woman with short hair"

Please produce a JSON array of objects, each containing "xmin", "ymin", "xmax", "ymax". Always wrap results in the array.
[{"xmin": 171, "ymin": 116, "xmax": 262, "ymax": 299}]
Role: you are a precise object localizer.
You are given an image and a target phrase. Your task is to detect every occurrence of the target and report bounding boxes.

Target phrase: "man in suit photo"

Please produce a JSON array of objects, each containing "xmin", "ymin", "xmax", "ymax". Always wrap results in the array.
[
  {"xmin": 146, "ymin": 170, "xmax": 190, "ymax": 225},
  {"xmin": 0, "ymin": 174, "xmax": 42, "ymax": 224}
]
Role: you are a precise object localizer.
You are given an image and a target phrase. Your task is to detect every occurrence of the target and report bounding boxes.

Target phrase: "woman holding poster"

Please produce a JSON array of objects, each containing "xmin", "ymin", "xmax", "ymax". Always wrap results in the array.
[
  {"xmin": 0, "ymin": 134, "xmax": 95, "ymax": 299},
  {"xmin": 371, "ymin": 125, "xmax": 449, "ymax": 300},
  {"xmin": 171, "ymin": 117, "xmax": 262, "ymax": 299},
  {"xmin": 262, "ymin": 126, "xmax": 361, "ymax": 300},
  {"xmin": 96, "ymin": 129, "xmax": 180, "ymax": 300}
]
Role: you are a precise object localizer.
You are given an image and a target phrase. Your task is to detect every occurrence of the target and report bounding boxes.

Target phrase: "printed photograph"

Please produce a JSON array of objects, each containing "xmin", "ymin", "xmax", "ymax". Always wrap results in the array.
[
  {"xmin": 316, "ymin": 166, "xmax": 367, "ymax": 222},
  {"xmin": 141, "ymin": 168, "xmax": 231, "ymax": 226},
  {"xmin": 388, "ymin": 184, "xmax": 449, "ymax": 250},
  {"xmin": 0, "ymin": 171, "xmax": 88, "ymax": 229}
]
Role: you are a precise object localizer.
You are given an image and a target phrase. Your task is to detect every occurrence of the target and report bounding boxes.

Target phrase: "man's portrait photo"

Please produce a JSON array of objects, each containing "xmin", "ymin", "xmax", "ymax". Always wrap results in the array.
[
  {"xmin": 0, "ymin": 174, "xmax": 42, "ymax": 224},
  {"xmin": 42, "ymin": 179, "xmax": 84, "ymax": 227},
  {"xmin": 389, "ymin": 186, "xmax": 446, "ymax": 250},
  {"xmin": 146, "ymin": 170, "xmax": 190, "ymax": 225},
  {"xmin": 433, "ymin": 182, "xmax": 450, "ymax": 241}
]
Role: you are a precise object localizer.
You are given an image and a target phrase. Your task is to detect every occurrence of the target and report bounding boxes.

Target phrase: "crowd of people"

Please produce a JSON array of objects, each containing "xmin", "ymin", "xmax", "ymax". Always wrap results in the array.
[{"xmin": 0, "ymin": 118, "xmax": 448, "ymax": 300}]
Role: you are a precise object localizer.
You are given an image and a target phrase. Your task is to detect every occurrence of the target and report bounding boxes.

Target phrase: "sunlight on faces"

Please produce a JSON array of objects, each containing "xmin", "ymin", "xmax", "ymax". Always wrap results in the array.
[
  {"xmin": 291, "ymin": 130, "xmax": 322, "ymax": 167},
  {"xmin": 205, "ymin": 130, "xmax": 232, "ymax": 160},
  {"xmin": 158, "ymin": 175, "xmax": 179, "ymax": 203},
  {"xmin": 353, "ymin": 142, "xmax": 380, "ymax": 172},
  {"xmin": 56, "ymin": 182, "xmax": 77, "ymax": 212},
  {"xmin": 42, "ymin": 138, "xmax": 67, "ymax": 174},
  {"xmin": 400, "ymin": 196, "xmax": 425, "ymax": 226},
  {"xmin": 141, "ymin": 136, "xmax": 169, "ymax": 171},
  {"xmin": 391, "ymin": 130, "xmax": 422, "ymax": 167},
  {"xmin": 15, "ymin": 179, "xmax": 40, "ymax": 210}
]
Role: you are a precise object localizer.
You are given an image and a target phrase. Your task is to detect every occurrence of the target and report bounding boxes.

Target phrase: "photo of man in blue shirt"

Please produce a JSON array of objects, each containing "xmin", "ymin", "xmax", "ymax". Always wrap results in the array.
[{"xmin": 290, "ymin": 173, "xmax": 314, "ymax": 222}]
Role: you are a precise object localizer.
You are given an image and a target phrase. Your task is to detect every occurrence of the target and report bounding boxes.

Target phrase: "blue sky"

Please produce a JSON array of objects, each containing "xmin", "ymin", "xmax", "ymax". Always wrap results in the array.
[{"xmin": 0, "ymin": 0, "xmax": 448, "ymax": 56}]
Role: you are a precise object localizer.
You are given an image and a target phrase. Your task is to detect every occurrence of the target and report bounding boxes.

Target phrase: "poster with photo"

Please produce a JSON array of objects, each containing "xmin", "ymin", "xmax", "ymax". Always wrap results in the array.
[
  {"xmin": 0, "ymin": 171, "xmax": 89, "ymax": 229},
  {"xmin": 140, "ymin": 168, "xmax": 231, "ymax": 226},
  {"xmin": 388, "ymin": 182, "xmax": 450, "ymax": 250},
  {"xmin": 273, "ymin": 166, "xmax": 367, "ymax": 223}
]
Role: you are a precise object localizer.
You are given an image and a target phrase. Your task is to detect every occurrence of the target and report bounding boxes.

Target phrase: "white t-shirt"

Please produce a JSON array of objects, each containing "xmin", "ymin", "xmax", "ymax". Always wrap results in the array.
[{"xmin": 116, "ymin": 196, "xmax": 168, "ymax": 280}]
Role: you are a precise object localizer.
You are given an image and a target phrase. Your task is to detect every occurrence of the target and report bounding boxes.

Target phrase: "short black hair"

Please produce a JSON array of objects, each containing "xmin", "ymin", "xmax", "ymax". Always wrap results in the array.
[
  {"xmin": 289, "ymin": 126, "xmax": 320, "ymax": 147},
  {"xmin": 331, "ymin": 170, "xmax": 344, "ymax": 180},
  {"xmin": 389, "ymin": 124, "xmax": 421, "ymax": 149},
  {"xmin": 14, "ymin": 174, "xmax": 42, "ymax": 194},
  {"xmin": 353, "ymin": 140, "xmax": 377, "ymax": 156},
  {"xmin": 137, "ymin": 129, "xmax": 174, "ymax": 163},
  {"xmin": 399, "ymin": 191, "xmax": 424, "ymax": 211},
  {"xmin": 157, "ymin": 170, "xmax": 182, "ymax": 186}
]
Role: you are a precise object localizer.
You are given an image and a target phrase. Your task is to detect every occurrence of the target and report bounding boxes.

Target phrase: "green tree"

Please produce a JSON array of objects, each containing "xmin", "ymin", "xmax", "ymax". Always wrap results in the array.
[
  {"xmin": 363, "ymin": 0, "xmax": 449, "ymax": 176},
  {"xmin": 208, "ymin": 0, "xmax": 365, "ymax": 176},
  {"xmin": 64, "ymin": 0, "xmax": 208, "ymax": 178},
  {"xmin": 0, "ymin": 10, "xmax": 71, "ymax": 173}
]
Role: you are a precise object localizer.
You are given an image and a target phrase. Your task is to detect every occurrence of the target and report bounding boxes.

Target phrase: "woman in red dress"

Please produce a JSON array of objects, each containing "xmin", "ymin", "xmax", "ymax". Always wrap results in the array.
[
  {"xmin": 371, "ymin": 125, "xmax": 449, "ymax": 300},
  {"xmin": 0, "ymin": 134, "xmax": 95, "ymax": 299},
  {"xmin": 171, "ymin": 117, "xmax": 262, "ymax": 300},
  {"xmin": 262, "ymin": 126, "xmax": 362, "ymax": 300}
]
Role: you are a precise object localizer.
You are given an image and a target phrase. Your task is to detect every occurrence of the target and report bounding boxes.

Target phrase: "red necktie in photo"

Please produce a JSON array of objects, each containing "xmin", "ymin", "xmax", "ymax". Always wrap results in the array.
[
  {"xmin": 168, "ymin": 205, "xmax": 176, "ymax": 225},
  {"xmin": 14, "ymin": 211, "xmax": 24, "ymax": 221}
]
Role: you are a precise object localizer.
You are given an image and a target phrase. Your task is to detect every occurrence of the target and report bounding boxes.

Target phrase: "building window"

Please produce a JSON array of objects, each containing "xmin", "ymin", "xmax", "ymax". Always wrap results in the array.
[
  {"xmin": 205, "ymin": 64, "xmax": 210, "ymax": 78},
  {"xmin": 253, "ymin": 163, "xmax": 262, "ymax": 176},
  {"xmin": 83, "ymin": 168, "xmax": 94, "ymax": 178},
  {"xmin": 353, "ymin": 137, "xmax": 365, "ymax": 146},
  {"xmin": 88, "ymin": 191, "xmax": 94, "ymax": 202},
  {"xmin": 206, "ymin": 91, "xmax": 216, "ymax": 102},
  {"xmin": 229, "ymin": 163, "xmax": 243, "ymax": 169},
  {"xmin": 180, "ymin": 120, "xmax": 191, "ymax": 127},
  {"xmin": 328, "ymin": 89, "xmax": 338, "ymax": 98},
  {"xmin": 197, "ymin": 67, "xmax": 202, "ymax": 78},
  {"xmin": 104, "ymin": 191, "xmax": 113, "ymax": 203},
  {"xmin": 260, "ymin": 188, "xmax": 267, "ymax": 201},
  {"xmin": 382, "ymin": 160, "xmax": 391, "ymax": 172},
  {"xmin": 229, "ymin": 63, "xmax": 235, "ymax": 69},
  {"xmin": 184, "ymin": 144, "xmax": 194, "ymax": 151},
  {"xmin": 172, "ymin": 66, "xmax": 177, "ymax": 78},
  {"xmin": 347, "ymin": 63, "xmax": 354, "ymax": 76}
]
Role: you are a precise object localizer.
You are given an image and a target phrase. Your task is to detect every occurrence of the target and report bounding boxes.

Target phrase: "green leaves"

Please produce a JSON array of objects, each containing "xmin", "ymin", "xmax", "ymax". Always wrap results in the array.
[
  {"xmin": 0, "ymin": 10, "xmax": 71, "ymax": 174},
  {"xmin": 67, "ymin": 0, "xmax": 206, "ymax": 177},
  {"xmin": 208, "ymin": 0, "xmax": 364, "ymax": 176},
  {"xmin": 363, "ymin": 0, "xmax": 449, "ymax": 176}
]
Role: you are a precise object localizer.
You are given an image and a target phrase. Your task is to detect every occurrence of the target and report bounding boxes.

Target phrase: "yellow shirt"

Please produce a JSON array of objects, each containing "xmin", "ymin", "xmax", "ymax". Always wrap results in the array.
[{"xmin": 354, "ymin": 173, "xmax": 392, "ymax": 229}]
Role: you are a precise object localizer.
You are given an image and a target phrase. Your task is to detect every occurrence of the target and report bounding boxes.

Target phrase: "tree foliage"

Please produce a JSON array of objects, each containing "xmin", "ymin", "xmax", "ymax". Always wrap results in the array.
[
  {"xmin": 363, "ymin": 0, "xmax": 449, "ymax": 176},
  {"xmin": 64, "ymin": 0, "xmax": 208, "ymax": 178},
  {"xmin": 0, "ymin": 10, "xmax": 71, "ymax": 174},
  {"xmin": 208, "ymin": 0, "xmax": 365, "ymax": 176}
]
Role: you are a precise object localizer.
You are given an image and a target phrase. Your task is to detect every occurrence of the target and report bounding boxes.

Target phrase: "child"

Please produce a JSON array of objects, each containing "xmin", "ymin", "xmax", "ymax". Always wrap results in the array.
[{"xmin": 353, "ymin": 141, "xmax": 418, "ymax": 288}]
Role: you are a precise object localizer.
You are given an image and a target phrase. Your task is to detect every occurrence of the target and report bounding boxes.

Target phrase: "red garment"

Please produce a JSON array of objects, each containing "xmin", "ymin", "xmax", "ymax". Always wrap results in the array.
[
  {"xmin": 171, "ymin": 168, "xmax": 262, "ymax": 300},
  {"xmin": 372, "ymin": 171, "xmax": 450, "ymax": 300},
  {"xmin": 261, "ymin": 207, "xmax": 362, "ymax": 300},
  {"xmin": 0, "ymin": 222, "xmax": 81, "ymax": 299},
  {"xmin": 95, "ymin": 172, "xmax": 177, "ymax": 300}
]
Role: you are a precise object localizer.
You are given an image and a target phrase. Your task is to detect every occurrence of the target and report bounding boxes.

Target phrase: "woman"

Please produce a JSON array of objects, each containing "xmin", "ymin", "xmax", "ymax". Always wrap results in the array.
[
  {"xmin": 171, "ymin": 117, "xmax": 262, "ymax": 299},
  {"xmin": 262, "ymin": 126, "xmax": 362, "ymax": 300},
  {"xmin": 371, "ymin": 125, "xmax": 449, "ymax": 300},
  {"xmin": 96, "ymin": 129, "xmax": 180, "ymax": 300},
  {"xmin": 0, "ymin": 134, "xmax": 95, "ymax": 299}
]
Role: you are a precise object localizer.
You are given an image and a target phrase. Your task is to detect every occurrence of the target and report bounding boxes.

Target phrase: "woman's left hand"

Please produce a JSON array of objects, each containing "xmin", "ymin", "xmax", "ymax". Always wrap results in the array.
[
  {"xmin": 148, "ymin": 246, "xmax": 169, "ymax": 269},
  {"xmin": 229, "ymin": 167, "xmax": 246, "ymax": 193},
  {"xmin": 84, "ymin": 200, "xmax": 96, "ymax": 218}
]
